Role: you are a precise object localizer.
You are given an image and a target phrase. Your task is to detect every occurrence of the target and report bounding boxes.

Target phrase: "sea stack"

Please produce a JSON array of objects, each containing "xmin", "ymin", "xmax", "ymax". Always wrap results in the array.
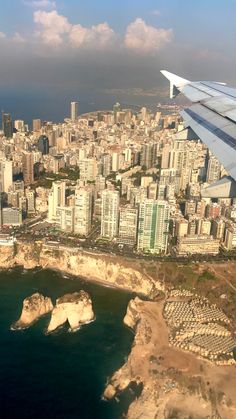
[
  {"xmin": 12, "ymin": 293, "xmax": 53, "ymax": 330},
  {"xmin": 47, "ymin": 291, "xmax": 94, "ymax": 333}
]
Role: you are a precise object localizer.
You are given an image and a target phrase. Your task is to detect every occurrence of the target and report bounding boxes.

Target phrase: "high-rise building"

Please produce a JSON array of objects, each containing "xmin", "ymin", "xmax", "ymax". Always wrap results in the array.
[
  {"xmin": 205, "ymin": 202, "xmax": 221, "ymax": 219},
  {"xmin": 197, "ymin": 218, "xmax": 212, "ymax": 235},
  {"xmin": 33, "ymin": 119, "xmax": 41, "ymax": 132},
  {"xmin": 137, "ymin": 199, "xmax": 170, "ymax": 254},
  {"xmin": 74, "ymin": 187, "xmax": 92, "ymax": 236},
  {"xmin": 111, "ymin": 152, "xmax": 120, "ymax": 172},
  {"xmin": 22, "ymin": 152, "xmax": 34, "ymax": 186},
  {"xmin": 57, "ymin": 206, "xmax": 74, "ymax": 233},
  {"xmin": 118, "ymin": 205, "xmax": 138, "ymax": 245},
  {"xmin": 78, "ymin": 158, "xmax": 97, "ymax": 182},
  {"xmin": 207, "ymin": 154, "xmax": 221, "ymax": 184},
  {"xmin": 0, "ymin": 159, "xmax": 13, "ymax": 193},
  {"xmin": 196, "ymin": 200, "xmax": 206, "ymax": 217},
  {"xmin": 71, "ymin": 102, "xmax": 78, "ymax": 121},
  {"xmin": 101, "ymin": 154, "xmax": 111, "ymax": 177},
  {"xmin": 113, "ymin": 102, "xmax": 121, "ymax": 124},
  {"xmin": 2, "ymin": 112, "xmax": 13, "ymax": 138},
  {"xmin": 185, "ymin": 200, "xmax": 196, "ymax": 216},
  {"xmin": 212, "ymin": 218, "xmax": 225, "ymax": 240},
  {"xmin": 101, "ymin": 190, "xmax": 120, "ymax": 239},
  {"xmin": 175, "ymin": 218, "xmax": 188, "ymax": 237},
  {"xmin": 224, "ymin": 224, "xmax": 236, "ymax": 250},
  {"xmin": 48, "ymin": 181, "xmax": 66, "ymax": 221},
  {"xmin": 14, "ymin": 120, "xmax": 25, "ymax": 132},
  {"xmin": 38, "ymin": 135, "xmax": 49, "ymax": 155},
  {"xmin": 25, "ymin": 189, "xmax": 35, "ymax": 213},
  {"xmin": 140, "ymin": 143, "xmax": 157, "ymax": 169},
  {"xmin": 148, "ymin": 182, "xmax": 158, "ymax": 200}
]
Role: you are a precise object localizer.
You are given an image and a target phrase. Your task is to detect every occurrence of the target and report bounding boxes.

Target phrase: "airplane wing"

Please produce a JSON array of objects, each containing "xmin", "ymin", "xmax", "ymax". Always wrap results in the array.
[{"xmin": 161, "ymin": 70, "xmax": 236, "ymax": 181}]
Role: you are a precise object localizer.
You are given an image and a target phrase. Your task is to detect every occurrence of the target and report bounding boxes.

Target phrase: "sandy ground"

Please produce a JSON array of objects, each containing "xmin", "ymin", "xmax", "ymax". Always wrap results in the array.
[{"xmin": 105, "ymin": 296, "xmax": 236, "ymax": 419}]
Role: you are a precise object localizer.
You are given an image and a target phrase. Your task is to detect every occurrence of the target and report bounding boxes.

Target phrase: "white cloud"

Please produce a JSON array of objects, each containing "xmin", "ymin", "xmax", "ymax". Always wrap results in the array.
[
  {"xmin": 6, "ymin": 10, "xmax": 173, "ymax": 54},
  {"xmin": 0, "ymin": 32, "xmax": 6, "ymax": 39},
  {"xmin": 69, "ymin": 22, "xmax": 116, "ymax": 49},
  {"xmin": 124, "ymin": 18, "xmax": 173, "ymax": 53},
  {"xmin": 23, "ymin": 0, "xmax": 56, "ymax": 9},
  {"xmin": 34, "ymin": 10, "xmax": 71, "ymax": 46},
  {"xmin": 34, "ymin": 10, "xmax": 116, "ymax": 49}
]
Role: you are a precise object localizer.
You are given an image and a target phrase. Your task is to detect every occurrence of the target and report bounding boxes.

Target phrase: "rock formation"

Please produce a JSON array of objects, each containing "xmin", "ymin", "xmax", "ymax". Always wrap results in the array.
[
  {"xmin": 47, "ymin": 291, "xmax": 94, "ymax": 333},
  {"xmin": 123, "ymin": 297, "xmax": 142, "ymax": 329},
  {"xmin": 12, "ymin": 293, "xmax": 53, "ymax": 330}
]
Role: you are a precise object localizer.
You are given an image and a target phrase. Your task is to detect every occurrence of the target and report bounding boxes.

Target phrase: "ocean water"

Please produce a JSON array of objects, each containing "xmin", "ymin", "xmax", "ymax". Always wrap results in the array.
[{"xmin": 0, "ymin": 268, "xmax": 134, "ymax": 419}]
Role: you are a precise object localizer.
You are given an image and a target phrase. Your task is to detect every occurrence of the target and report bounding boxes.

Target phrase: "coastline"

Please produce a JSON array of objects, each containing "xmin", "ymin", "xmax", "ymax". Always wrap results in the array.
[
  {"xmin": 1, "ymin": 240, "xmax": 236, "ymax": 418},
  {"xmin": 0, "ymin": 240, "xmax": 163, "ymax": 298}
]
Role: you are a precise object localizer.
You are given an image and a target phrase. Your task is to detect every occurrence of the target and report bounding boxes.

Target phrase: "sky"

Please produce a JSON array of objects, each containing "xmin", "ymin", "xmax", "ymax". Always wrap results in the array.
[{"xmin": 0, "ymin": 0, "xmax": 236, "ymax": 123}]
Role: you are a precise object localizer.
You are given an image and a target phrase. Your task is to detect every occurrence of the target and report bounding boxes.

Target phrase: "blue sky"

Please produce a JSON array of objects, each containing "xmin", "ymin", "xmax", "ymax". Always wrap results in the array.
[{"xmin": 0, "ymin": 0, "xmax": 235, "ymax": 121}]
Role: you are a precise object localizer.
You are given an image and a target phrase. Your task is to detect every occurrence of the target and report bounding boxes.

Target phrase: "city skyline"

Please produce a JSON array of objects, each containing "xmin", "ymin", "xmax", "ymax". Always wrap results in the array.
[{"xmin": 1, "ymin": 1, "xmax": 236, "ymax": 122}]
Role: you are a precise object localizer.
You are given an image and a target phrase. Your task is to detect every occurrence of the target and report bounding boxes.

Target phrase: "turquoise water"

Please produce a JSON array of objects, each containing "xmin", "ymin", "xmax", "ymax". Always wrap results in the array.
[{"xmin": 0, "ymin": 268, "xmax": 134, "ymax": 419}]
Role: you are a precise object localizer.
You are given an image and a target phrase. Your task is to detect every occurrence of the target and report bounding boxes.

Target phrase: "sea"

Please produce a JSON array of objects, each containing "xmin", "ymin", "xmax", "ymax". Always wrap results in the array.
[{"xmin": 0, "ymin": 268, "xmax": 135, "ymax": 419}]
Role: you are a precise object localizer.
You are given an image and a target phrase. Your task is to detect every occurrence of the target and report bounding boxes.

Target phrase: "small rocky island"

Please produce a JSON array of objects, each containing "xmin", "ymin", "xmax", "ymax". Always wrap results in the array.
[
  {"xmin": 12, "ymin": 293, "xmax": 53, "ymax": 330},
  {"xmin": 47, "ymin": 291, "xmax": 94, "ymax": 333}
]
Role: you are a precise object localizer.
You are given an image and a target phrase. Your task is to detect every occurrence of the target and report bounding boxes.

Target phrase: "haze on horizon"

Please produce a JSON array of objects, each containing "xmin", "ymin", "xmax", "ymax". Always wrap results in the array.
[{"xmin": 0, "ymin": 0, "xmax": 235, "ymax": 122}]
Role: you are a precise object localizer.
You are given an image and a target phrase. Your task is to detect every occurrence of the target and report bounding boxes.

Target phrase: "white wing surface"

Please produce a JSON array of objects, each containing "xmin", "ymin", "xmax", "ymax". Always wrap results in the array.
[{"xmin": 161, "ymin": 70, "xmax": 236, "ymax": 180}]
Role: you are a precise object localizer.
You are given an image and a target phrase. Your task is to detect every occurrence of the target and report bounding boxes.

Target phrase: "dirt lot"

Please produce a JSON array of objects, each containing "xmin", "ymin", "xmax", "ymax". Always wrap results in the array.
[{"xmin": 105, "ymin": 296, "xmax": 236, "ymax": 419}]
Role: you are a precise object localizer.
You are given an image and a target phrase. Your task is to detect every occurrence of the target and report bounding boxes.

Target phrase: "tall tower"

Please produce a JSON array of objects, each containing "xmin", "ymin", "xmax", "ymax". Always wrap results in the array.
[
  {"xmin": 48, "ymin": 181, "xmax": 66, "ymax": 221},
  {"xmin": 38, "ymin": 135, "xmax": 49, "ymax": 155},
  {"xmin": 22, "ymin": 152, "xmax": 34, "ymax": 186},
  {"xmin": 137, "ymin": 199, "xmax": 170, "ymax": 254},
  {"xmin": 113, "ymin": 102, "xmax": 121, "ymax": 124},
  {"xmin": 206, "ymin": 154, "xmax": 221, "ymax": 184},
  {"xmin": 118, "ymin": 205, "xmax": 138, "ymax": 245},
  {"xmin": 0, "ymin": 159, "xmax": 13, "ymax": 193},
  {"xmin": 71, "ymin": 102, "xmax": 78, "ymax": 121},
  {"xmin": 2, "ymin": 112, "xmax": 13, "ymax": 138},
  {"xmin": 74, "ymin": 186, "xmax": 92, "ymax": 236},
  {"xmin": 33, "ymin": 119, "xmax": 41, "ymax": 132},
  {"xmin": 101, "ymin": 190, "xmax": 120, "ymax": 239}
]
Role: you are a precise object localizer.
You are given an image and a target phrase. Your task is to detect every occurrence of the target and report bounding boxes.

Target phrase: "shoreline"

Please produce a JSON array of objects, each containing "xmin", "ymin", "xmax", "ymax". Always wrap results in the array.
[
  {"xmin": 0, "ymin": 241, "xmax": 162, "ymax": 298},
  {"xmin": 3, "ymin": 264, "xmax": 147, "ymax": 298}
]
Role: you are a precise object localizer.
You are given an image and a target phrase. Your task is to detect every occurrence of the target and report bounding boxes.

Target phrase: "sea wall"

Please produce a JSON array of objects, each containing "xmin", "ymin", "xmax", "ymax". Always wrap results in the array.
[{"xmin": 0, "ymin": 241, "xmax": 163, "ymax": 297}]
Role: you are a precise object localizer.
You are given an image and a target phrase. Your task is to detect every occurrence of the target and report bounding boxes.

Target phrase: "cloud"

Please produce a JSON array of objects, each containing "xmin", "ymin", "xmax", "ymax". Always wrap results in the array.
[
  {"xmin": 0, "ymin": 32, "xmax": 6, "ymax": 39},
  {"xmin": 23, "ymin": 0, "xmax": 56, "ymax": 9},
  {"xmin": 69, "ymin": 22, "xmax": 116, "ymax": 49},
  {"xmin": 124, "ymin": 18, "xmax": 173, "ymax": 53},
  {"xmin": 34, "ymin": 12, "xmax": 172, "ymax": 52},
  {"xmin": 34, "ymin": 10, "xmax": 71, "ymax": 46},
  {"xmin": 34, "ymin": 9, "xmax": 116, "ymax": 49}
]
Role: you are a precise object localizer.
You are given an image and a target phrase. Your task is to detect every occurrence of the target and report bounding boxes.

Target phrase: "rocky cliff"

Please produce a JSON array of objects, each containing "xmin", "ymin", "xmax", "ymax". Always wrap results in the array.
[
  {"xmin": 0, "ymin": 241, "xmax": 163, "ymax": 297},
  {"xmin": 12, "ymin": 292, "xmax": 53, "ymax": 330},
  {"xmin": 47, "ymin": 291, "xmax": 94, "ymax": 333}
]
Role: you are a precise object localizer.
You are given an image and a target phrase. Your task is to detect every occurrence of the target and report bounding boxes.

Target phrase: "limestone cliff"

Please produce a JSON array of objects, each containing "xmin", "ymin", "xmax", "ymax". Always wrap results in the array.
[
  {"xmin": 12, "ymin": 293, "xmax": 53, "ymax": 330},
  {"xmin": 47, "ymin": 291, "xmax": 94, "ymax": 333},
  {"xmin": 0, "ymin": 241, "xmax": 163, "ymax": 297}
]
